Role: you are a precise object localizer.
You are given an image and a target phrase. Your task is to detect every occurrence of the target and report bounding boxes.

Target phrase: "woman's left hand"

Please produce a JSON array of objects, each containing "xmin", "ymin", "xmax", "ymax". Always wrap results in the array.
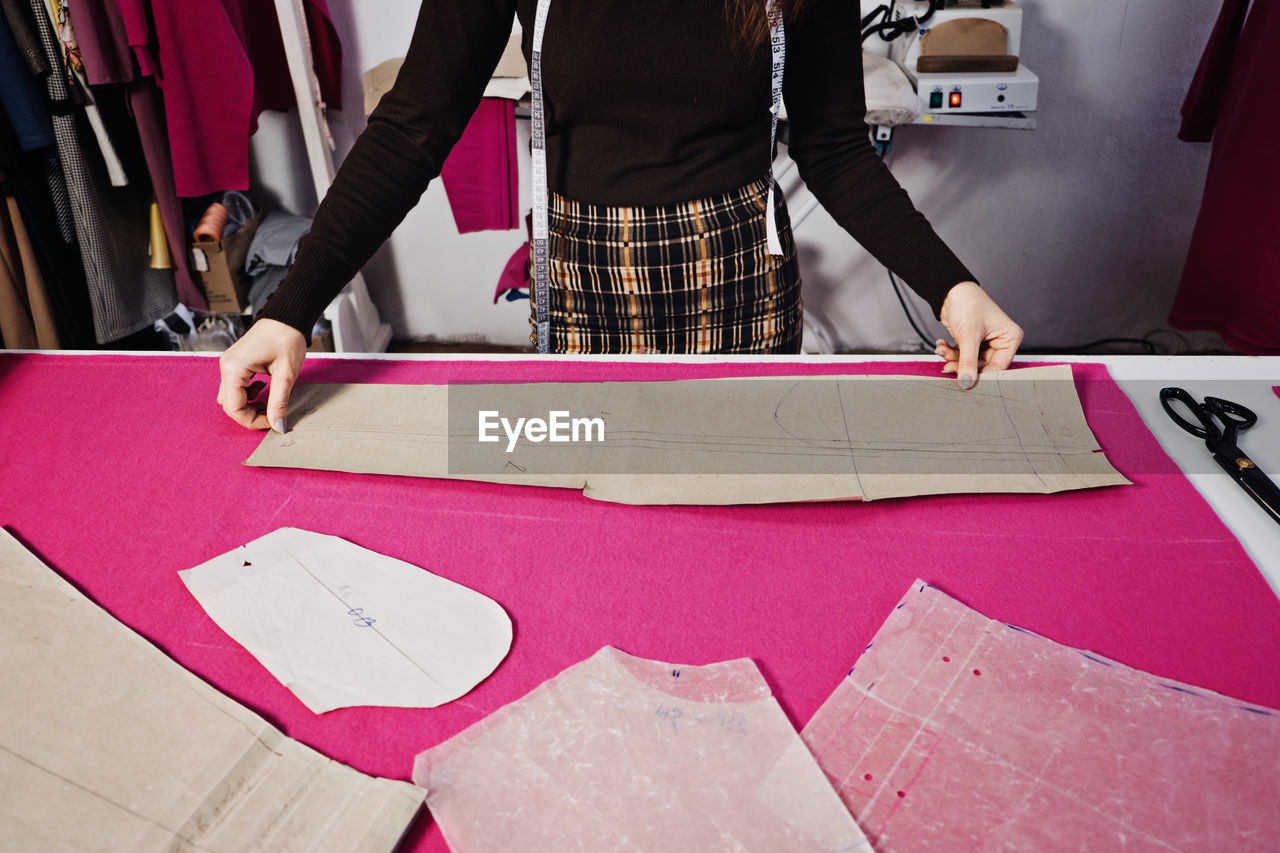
[{"xmin": 934, "ymin": 281, "xmax": 1024, "ymax": 389}]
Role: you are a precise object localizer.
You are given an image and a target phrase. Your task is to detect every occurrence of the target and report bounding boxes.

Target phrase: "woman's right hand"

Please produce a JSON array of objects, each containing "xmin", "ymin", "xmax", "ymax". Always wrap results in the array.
[{"xmin": 217, "ymin": 318, "xmax": 307, "ymax": 432}]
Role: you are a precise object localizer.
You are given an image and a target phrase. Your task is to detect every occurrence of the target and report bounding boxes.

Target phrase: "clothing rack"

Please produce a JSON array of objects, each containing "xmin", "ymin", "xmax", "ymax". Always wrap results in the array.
[{"xmin": 273, "ymin": 0, "xmax": 390, "ymax": 353}]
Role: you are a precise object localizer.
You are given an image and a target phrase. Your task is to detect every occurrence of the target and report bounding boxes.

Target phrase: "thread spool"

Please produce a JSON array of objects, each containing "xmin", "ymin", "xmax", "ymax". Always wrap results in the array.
[
  {"xmin": 194, "ymin": 202, "xmax": 230, "ymax": 243},
  {"xmin": 148, "ymin": 201, "xmax": 173, "ymax": 269}
]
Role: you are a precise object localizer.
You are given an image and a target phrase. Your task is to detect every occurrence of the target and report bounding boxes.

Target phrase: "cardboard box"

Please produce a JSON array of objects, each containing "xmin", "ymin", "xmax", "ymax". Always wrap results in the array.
[{"xmin": 192, "ymin": 210, "xmax": 264, "ymax": 314}]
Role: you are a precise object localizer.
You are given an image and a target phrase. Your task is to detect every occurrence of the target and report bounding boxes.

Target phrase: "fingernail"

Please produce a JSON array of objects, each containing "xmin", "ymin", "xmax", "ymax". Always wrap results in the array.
[
  {"xmin": 274, "ymin": 418, "xmax": 287, "ymax": 434},
  {"xmin": 960, "ymin": 376, "xmax": 974, "ymax": 389}
]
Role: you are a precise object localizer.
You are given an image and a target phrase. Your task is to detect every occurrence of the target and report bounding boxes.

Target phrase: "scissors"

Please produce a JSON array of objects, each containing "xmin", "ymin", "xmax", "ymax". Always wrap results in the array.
[{"xmin": 1160, "ymin": 387, "xmax": 1280, "ymax": 526}]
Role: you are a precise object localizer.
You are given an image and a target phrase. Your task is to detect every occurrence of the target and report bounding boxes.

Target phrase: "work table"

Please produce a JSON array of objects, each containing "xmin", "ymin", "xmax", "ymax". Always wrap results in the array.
[{"xmin": 2, "ymin": 350, "xmax": 1277, "ymax": 851}]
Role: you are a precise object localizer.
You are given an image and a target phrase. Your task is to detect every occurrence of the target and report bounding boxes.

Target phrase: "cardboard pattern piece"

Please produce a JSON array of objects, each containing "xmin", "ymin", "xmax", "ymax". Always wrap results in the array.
[
  {"xmin": 179, "ymin": 528, "xmax": 514, "ymax": 714},
  {"xmin": 801, "ymin": 580, "xmax": 1280, "ymax": 851},
  {"xmin": 0, "ymin": 529, "xmax": 425, "ymax": 853},
  {"xmin": 246, "ymin": 365, "xmax": 1129, "ymax": 505},
  {"xmin": 414, "ymin": 646, "xmax": 871, "ymax": 852}
]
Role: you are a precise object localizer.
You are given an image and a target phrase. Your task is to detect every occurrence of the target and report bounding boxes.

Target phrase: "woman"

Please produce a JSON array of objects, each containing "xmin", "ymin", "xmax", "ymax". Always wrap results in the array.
[{"xmin": 218, "ymin": 0, "xmax": 1022, "ymax": 433}]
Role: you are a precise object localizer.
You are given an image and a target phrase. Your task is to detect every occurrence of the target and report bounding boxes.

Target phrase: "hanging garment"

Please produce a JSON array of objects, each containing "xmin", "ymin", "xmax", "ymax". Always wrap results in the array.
[
  {"xmin": 40, "ymin": 0, "xmax": 128, "ymax": 186},
  {"xmin": 0, "ymin": 0, "xmax": 46, "ymax": 78},
  {"xmin": 1, "ymin": 1, "xmax": 74, "ymax": 246},
  {"xmin": 59, "ymin": 0, "xmax": 131, "ymax": 85},
  {"xmin": 1168, "ymin": 0, "xmax": 1279, "ymax": 354},
  {"xmin": 29, "ymin": 0, "xmax": 174, "ymax": 343},
  {"xmin": 439, "ymin": 97, "xmax": 519, "ymax": 234},
  {"xmin": 0, "ymin": 5, "xmax": 53, "ymax": 150},
  {"xmin": 492, "ymin": 239, "xmax": 528, "ymax": 303},
  {"xmin": 0, "ymin": 109, "xmax": 94, "ymax": 347},
  {"xmin": 63, "ymin": 0, "xmax": 204, "ymax": 308},
  {"xmin": 37, "ymin": 143, "xmax": 73, "ymax": 242},
  {"xmin": 0, "ymin": 171, "xmax": 59, "ymax": 347},
  {"xmin": 111, "ymin": 0, "xmax": 343, "ymax": 198},
  {"xmin": 128, "ymin": 82, "xmax": 205, "ymax": 308}
]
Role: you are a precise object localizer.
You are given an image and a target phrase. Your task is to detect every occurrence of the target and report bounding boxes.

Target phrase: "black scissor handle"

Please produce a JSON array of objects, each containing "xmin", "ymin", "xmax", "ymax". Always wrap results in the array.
[
  {"xmin": 1203, "ymin": 396, "xmax": 1257, "ymax": 445},
  {"xmin": 1160, "ymin": 387, "xmax": 1216, "ymax": 439}
]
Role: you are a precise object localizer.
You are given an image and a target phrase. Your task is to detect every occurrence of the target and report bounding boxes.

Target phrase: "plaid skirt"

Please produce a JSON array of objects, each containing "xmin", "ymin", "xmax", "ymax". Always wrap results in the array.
[{"xmin": 533, "ymin": 177, "xmax": 803, "ymax": 354}]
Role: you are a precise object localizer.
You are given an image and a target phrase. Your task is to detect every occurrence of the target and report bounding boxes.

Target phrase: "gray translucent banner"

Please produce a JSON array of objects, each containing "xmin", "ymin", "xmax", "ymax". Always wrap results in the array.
[{"xmin": 446, "ymin": 376, "xmax": 1134, "ymax": 487}]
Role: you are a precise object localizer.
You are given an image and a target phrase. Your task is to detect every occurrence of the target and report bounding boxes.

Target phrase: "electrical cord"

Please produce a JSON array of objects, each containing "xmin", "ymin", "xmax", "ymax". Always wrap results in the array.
[
  {"xmin": 889, "ymin": 271, "xmax": 1162, "ymax": 355},
  {"xmin": 1020, "ymin": 338, "xmax": 1158, "ymax": 355},
  {"xmin": 861, "ymin": 1, "xmax": 936, "ymax": 45},
  {"xmin": 887, "ymin": 270, "xmax": 937, "ymax": 349}
]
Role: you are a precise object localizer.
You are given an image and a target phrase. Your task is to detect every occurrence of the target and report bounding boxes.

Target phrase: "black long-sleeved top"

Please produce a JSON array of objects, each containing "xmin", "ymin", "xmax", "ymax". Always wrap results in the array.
[{"xmin": 259, "ymin": 0, "xmax": 976, "ymax": 337}]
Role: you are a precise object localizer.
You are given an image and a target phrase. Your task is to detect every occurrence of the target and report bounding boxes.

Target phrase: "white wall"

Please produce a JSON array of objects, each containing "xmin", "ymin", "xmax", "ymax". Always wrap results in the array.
[
  {"xmin": 250, "ymin": 0, "xmax": 1224, "ymax": 352},
  {"xmin": 795, "ymin": 0, "xmax": 1223, "ymax": 354}
]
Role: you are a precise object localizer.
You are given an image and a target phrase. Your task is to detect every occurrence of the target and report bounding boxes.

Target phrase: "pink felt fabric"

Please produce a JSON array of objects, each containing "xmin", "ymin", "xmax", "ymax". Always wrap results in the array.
[
  {"xmin": 2, "ymin": 354, "xmax": 1279, "ymax": 852},
  {"xmin": 492, "ymin": 240, "xmax": 529, "ymax": 303},
  {"xmin": 802, "ymin": 581, "xmax": 1280, "ymax": 851},
  {"xmin": 440, "ymin": 98, "xmax": 520, "ymax": 235}
]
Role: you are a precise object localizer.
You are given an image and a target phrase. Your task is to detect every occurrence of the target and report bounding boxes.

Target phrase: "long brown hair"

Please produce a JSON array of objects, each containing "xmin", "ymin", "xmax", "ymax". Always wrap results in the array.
[{"xmin": 725, "ymin": 0, "xmax": 809, "ymax": 54}]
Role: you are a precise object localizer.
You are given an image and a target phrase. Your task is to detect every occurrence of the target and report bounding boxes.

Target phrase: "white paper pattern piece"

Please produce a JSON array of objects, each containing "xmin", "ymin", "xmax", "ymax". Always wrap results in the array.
[
  {"xmin": 414, "ymin": 646, "xmax": 871, "ymax": 852},
  {"xmin": 0, "ymin": 528, "xmax": 424, "ymax": 853},
  {"xmin": 180, "ymin": 528, "xmax": 512, "ymax": 713}
]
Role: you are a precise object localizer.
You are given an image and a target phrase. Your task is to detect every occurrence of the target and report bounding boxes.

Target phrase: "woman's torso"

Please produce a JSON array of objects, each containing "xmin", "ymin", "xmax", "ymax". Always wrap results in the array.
[{"xmin": 515, "ymin": 0, "xmax": 776, "ymax": 206}]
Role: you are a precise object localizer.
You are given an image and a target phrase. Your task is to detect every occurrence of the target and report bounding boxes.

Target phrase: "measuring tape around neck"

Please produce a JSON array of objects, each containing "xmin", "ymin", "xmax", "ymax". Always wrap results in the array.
[
  {"xmin": 528, "ymin": 0, "xmax": 786, "ymax": 354},
  {"xmin": 529, "ymin": 0, "xmax": 553, "ymax": 353},
  {"xmin": 765, "ymin": 0, "xmax": 785, "ymax": 258}
]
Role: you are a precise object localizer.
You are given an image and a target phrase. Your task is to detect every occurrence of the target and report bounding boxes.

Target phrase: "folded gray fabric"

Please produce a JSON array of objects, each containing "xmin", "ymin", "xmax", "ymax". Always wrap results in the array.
[
  {"xmin": 245, "ymin": 211, "xmax": 312, "ymax": 277},
  {"xmin": 244, "ymin": 211, "xmax": 313, "ymax": 313}
]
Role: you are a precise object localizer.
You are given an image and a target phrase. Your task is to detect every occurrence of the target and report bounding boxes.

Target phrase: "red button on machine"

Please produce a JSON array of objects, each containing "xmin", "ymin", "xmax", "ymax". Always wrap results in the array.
[{"xmin": 949, "ymin": 91, "xmax": 962, "ymax": 109}]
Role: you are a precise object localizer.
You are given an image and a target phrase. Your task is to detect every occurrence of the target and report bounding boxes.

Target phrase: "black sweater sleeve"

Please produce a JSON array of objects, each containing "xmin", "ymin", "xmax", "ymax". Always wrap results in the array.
[
  {"xmin": 258, "ymin": 0, "xmax": 518, "ymax": 338},
  {"xmin": 784, "ymin": 0, "xmax": 977, "ymax": 319}
]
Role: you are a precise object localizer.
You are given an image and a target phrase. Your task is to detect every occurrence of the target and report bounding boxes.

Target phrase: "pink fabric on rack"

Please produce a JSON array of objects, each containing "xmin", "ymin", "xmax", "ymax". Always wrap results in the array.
[
  {"xmin": 110, "ymin": 0, "xmax": 343, "ymax": 198},
  {"xmin": 110, "ymin": 0, "xmax": 158, "ymax": 76},
  {"xmin": 71, "ymin": 0, "xmax": 135, "ymax": 84},
  {"xmin": 440, "ymin": 98, "xmax": 520, "ymax": 234},
  {"xmin": 493, "ymin": 240, "xmax": 529, "ymax": 302},
  {"xmin": 2, "ymin": 354, "xmax": 1279, "ymax": 852}
]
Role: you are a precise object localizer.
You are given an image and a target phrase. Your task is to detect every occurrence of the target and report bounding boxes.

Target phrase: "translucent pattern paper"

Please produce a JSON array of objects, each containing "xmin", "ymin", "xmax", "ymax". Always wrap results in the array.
[
  {"xmin": 802, "ymin": 581, "xmax": 1280, "ymax": 851},
  {"xmin": 414, "ymin": 647, "xmax": 870, "ymax": 852}
]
